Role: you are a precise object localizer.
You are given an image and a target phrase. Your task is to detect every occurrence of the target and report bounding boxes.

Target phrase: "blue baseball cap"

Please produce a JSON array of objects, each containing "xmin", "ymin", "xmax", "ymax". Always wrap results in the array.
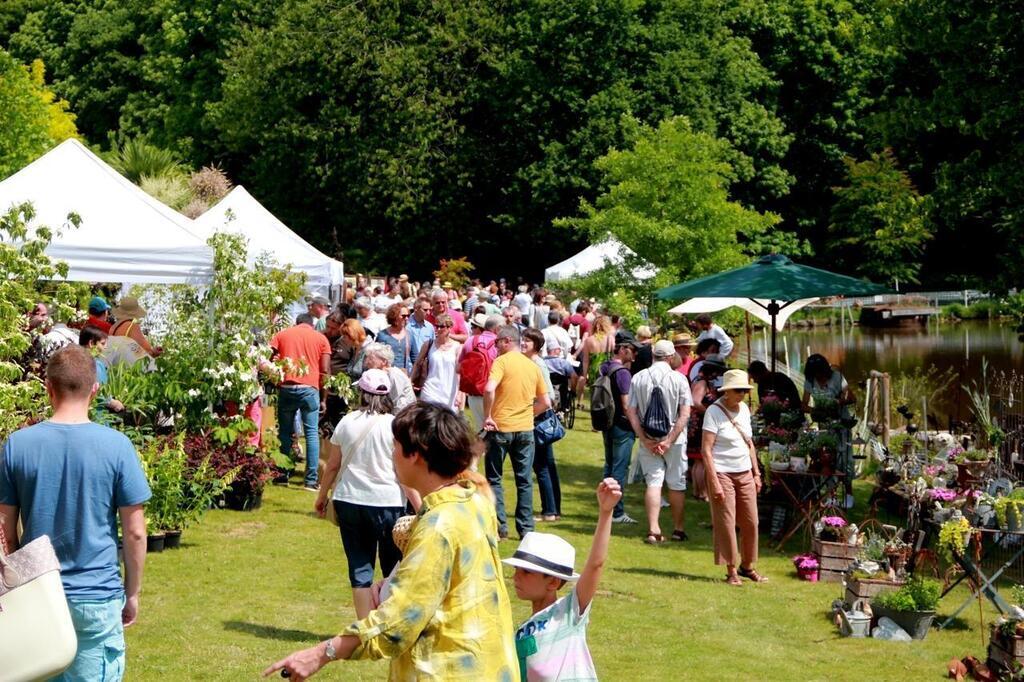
[{"xmin": 88, "ymin": 296, "xmax": 110, "ymax": 313}]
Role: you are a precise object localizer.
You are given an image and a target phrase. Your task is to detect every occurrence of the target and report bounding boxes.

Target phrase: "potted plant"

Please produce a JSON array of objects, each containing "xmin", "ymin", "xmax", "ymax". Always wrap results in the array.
[
  {"xmin": 956, "ymin": 448, "xmax": 992, "ymax": 487},
  {"xmin": 817, "ymin": 516, "xmax": 849, "ymax": 542},
  {"xmin": 792, "ymin": 554, "xmax": 820, "ymax": 581},
  {"xmin": 883, "ymin": 536, "xmax": 911, "ymax": 576},
  {"xmin": 928, "ymin": 487, "xmax": 957, "ymax": 522},
  {"xmin": 871, "ymin": 578, "xmax": 941, "ymax": 640},
  {"xmin": 810, "ymin": 396, "xmax": 840, "ymax": 425},
  {"xmin": 937, "ymin": 516, "xmax": 972, "ymax": 563},
  {"xmin": 183, "ymin": 431, "xmax": 277, "ymax": 511},
  {"xmin": 994, "ymin": 489, "xmax": 1024, "ymax": 532}
]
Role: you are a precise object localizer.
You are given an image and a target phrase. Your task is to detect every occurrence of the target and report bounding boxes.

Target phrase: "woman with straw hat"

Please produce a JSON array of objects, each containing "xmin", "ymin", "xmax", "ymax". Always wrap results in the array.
[
  {"xmin": 701, "ymin": 369, "xmax": 767, "ymax": 586},
  {"xmin": 104, "ymin": 296, "xmax": 160, "ymax": 367}
]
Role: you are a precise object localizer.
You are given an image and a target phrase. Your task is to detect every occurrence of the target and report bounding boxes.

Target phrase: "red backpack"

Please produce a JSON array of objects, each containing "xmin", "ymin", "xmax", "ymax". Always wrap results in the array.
[{"xmin": 459, "ymin": 337, "xmax": 496, "ymax": 396}]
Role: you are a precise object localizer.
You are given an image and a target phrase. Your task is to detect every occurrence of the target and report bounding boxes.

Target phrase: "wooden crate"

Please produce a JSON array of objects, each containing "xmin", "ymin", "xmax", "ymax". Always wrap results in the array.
[
  {"xmin": 989, "ymin": 640, "xmax": 1024, "ymax": 674},
  {"xmin": 813, "ymin": 538, "xmax": 858, "ymax": 583},
  {"xmin": 845, "ymin": 576, "xmax": 904, "ymax": 611}
]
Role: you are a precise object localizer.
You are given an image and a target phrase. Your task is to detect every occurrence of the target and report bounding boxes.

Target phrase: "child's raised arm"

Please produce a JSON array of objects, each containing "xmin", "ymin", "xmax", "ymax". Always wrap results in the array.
[{"xmin": 576, "ymin": 478, "xmax": 621, "ymax": 611}]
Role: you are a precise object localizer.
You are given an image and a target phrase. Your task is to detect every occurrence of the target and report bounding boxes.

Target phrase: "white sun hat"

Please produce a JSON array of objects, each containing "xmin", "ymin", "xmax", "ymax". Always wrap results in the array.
[
  {"xmin": 502, "ymin": 532, "xmax": 580, "ymax": 581},
  {"xmin": 720, "ymin": 369, "xmax": 754, "ymax": 391}
]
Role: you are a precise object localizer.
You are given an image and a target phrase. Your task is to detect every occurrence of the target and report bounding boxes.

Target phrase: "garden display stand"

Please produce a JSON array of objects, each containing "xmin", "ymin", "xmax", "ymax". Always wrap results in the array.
[
  {"xmin": 988, "ymin": 624, "xmax": 1024, "ymax": 674},
  {"xmin": 937, "ymin": 527, "xmax": 1021, "ymax": 631},
  {"xmin": 769, "ymin": 469, "xmax": 846, "ymax": 551},
  {"xmin": 844, "ymin": 574, "xmax": 905, "ymax": 612},
  {"xmin": 812, "ymin": 536, "xmax": 858, "ymax": 582}
]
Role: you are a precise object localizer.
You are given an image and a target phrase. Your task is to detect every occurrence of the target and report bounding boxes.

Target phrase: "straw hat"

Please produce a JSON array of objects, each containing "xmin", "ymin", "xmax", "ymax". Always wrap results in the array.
[
  {"xmin": 112, "ymin": 296, "xmax": 146, "ymax": 320},
  {"xmin": 672, "ymin": 332, "xmax": 695, "ymax": 347},
  {"xmin": 391, "ymin": 515, "xmax": 417, "ymax": 554},
  {"xmin": 720, "ymin": 369, "xmax": 754, "ymax": 391},
  {"xmin": 502, "ymin": 532, "xmax": 580, "ymax": 582},
  {"xmin": 470, "ymin": 313, "xmax": 488, "ymax": 329}
]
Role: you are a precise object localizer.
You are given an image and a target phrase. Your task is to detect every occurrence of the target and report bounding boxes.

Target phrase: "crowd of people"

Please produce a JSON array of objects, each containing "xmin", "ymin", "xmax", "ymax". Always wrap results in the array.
[{"xmin": 0, "ymin": 273, "xmax": 860, "ymax": 681}]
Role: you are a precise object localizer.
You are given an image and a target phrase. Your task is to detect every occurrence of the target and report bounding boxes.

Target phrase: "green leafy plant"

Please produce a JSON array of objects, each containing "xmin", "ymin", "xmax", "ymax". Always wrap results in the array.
[
  {"xmin": 432, "ymin": 257, "xmax": 475, "ymax": 290},
  {"xmin": 873, "ymin": 578, "xmax": 941, "ymax": 612},
  {"xmin": 1010, "ymin": 585, "xmax": 1024, "ymax": 608},
  {"xmin": 937, "ymin": 517, "xmax": 971, "ymax": 562},
  {"xmin": 959, "ymin": 448, "xmax": 991, "ymax": 463},
  {"xmin": 109, "ymin": 137, "xmax": 186, "ymax": 184},
  {"xmin": 140, "ymin": 436, "xmax": 238, "ymax": 532},
  {"xmin": 994, "ymin": 496, "xmax": 1024, "ymax": 529},
  {"xmin": 859, "ymin": 532, "xmax": 887, "ymax": 563}
]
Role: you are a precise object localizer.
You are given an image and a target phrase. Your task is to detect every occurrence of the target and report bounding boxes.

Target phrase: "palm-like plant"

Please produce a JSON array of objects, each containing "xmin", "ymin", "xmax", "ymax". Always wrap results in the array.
[{"xmin": 109, "ymin": 138, "xmax": 185, "ymax": 184}]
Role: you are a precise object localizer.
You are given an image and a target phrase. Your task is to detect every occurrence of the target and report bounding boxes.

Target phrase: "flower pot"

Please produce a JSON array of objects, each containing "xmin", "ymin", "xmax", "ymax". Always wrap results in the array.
[
  {"xmin": 146, "ymin": 533, "xmax": 166, "ymax": 553},
  {"xmin": 797, "ymin": 567, "xmax": 819, "ymax": 582},
  {"xmin": 932, "ymin": 507, "xmax": 953, "ymax": 523},
  {"xmin": 223, "ymin": 488, "xmax": 263, "ymax": 511},
  {"xmin": 870, "ymin": 604, "xmax": 936, "ymax": 640},
  {"xmin": 956, "ymin": 460, "xmax": 989, "ymax": 487},
  {"xmin": 770, "ymin": 461, "xmax": 790, "ymax": 472},
  {"xmin": 164, "ymin": 530, "xmax": 182, "ymax": 549}
]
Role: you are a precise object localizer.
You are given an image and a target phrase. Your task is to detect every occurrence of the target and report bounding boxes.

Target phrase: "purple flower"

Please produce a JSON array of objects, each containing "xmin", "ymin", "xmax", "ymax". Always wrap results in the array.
[
  {"xmin": 821, "ymin": 516, "xmax": 847, "ymax": 528},
  {"xmin": 929, "ymin": 488, "xmax": 957, "ymax": 502}
]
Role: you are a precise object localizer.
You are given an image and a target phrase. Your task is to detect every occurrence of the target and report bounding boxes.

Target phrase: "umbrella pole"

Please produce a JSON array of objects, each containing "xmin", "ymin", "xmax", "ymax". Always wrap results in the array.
[{"xmin": 770, "ymin": 299, "xmax": 779, "ymax": 374}]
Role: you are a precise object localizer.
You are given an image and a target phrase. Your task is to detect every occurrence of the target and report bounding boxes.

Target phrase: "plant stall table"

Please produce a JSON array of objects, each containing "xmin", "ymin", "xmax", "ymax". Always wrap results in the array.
[
  {"xmin": 769, "ymin": 470, "xmax": 846, "ymax": 551},
  {"xmin": 937, "ymin": 527, "xmax": 1024, "ymax": 631}
]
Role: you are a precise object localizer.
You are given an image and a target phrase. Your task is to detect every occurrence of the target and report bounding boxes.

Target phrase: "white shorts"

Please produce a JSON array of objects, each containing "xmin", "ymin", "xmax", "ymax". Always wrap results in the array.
[{"xmin": 637, "ymin": 442, "xmax": 687, "ymax": 491}]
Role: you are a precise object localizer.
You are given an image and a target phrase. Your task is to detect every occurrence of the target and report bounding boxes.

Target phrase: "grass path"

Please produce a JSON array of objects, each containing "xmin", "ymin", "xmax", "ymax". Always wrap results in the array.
[{"xmin": 128, "ymin": 418, "xmax": 995, "ymax": 680}]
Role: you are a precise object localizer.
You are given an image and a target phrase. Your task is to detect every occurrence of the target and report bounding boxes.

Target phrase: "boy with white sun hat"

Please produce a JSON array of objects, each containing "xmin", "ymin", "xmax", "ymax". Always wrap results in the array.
[{"xmin": 504, "ymin": 478, "xmax": 620, "ymax": 681}]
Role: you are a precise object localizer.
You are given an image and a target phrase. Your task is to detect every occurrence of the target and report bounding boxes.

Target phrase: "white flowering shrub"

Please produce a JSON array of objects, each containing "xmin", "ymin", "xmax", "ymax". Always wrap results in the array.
[
  {"xmin": 153, "ymin": 232, "xmax": 306, "ymax": 431},
  {"xmin": 0, "ymin": 203, "xmax": 88, "ymax": 439}
]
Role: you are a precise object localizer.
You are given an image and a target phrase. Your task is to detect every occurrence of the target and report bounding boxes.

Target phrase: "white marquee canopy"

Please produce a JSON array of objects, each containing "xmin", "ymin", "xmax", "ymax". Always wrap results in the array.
[
  {"xmin": 0, "ymin": 139, "xmax": 213, "ymax": 284},
  {"xmin": 192, "ymin": 186, "xmax": 344, "ymax": 296},
  {"xmin": 544, "ymin": 237, "xmax": 657, "ymax": 283}
]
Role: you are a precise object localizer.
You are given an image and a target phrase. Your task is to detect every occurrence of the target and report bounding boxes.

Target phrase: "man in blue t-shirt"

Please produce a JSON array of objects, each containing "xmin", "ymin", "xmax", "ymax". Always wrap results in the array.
[{"xmin": 0, "ymin": 344, "xmax": 150, "ymax": 681}]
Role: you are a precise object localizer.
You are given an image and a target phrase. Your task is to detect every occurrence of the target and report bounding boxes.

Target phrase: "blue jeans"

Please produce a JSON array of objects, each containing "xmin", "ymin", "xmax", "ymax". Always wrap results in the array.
[
  {"xmin": 485, "ymin": 430, "xmax": 535, "ymax": 537},
  {"xmin": 278, "ymin": 385, "xmax": 321, "ymax": 486},
  {"xmin": 57, "ymin": 597, "xmax": 125, "ymax": 681},
  {"xmin": 603, "ymin": 425, "xmax": 636, "ymax": 518},
  {"xmin": 533, "ymin": 440, "xmax": 561, "ymax": 516}
]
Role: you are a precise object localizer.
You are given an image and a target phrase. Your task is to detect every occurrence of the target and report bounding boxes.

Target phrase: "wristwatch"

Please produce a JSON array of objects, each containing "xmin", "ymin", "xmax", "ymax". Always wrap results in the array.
[{"xmin": 324, "ymin": 639, "xmax": 338, "ymax": 661}]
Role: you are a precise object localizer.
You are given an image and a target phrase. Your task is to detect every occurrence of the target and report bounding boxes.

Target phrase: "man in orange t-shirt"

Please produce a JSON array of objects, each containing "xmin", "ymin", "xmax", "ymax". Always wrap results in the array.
[{"xmin": 270, "ymin": 313, "xmax": 331, "ymax": 490}]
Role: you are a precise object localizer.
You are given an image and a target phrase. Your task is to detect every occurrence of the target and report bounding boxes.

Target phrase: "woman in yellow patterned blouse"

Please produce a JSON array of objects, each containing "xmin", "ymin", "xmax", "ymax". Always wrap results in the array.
[{"xmin": 264, "ymin": 403, "xmax": 519, "ymax": 681}]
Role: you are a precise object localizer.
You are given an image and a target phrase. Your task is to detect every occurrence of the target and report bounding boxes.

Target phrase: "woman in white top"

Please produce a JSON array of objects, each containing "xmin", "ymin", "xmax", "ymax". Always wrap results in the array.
[
  {"xmin": 315, "ymin": 369, "xmax": 407, "ymax": 619},
  {"xmin": 417, "ymin": 313, "xmax": 461, "ymax": 411},
  {"xmin": 701, "ymin": 369, "xmax": 766, "ymax": 586}
]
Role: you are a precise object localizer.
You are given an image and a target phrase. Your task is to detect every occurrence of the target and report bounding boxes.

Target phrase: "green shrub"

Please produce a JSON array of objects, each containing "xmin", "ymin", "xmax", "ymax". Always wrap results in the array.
[{"xmin": 874, "ymin": 578, "xmax": 941, "ymax": 612}]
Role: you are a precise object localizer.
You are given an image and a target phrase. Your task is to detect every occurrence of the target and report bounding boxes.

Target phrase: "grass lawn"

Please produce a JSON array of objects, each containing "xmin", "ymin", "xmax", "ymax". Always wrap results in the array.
[{"xmin": 128, "ymin": 416, "xmax": 997, "ymax": 680}]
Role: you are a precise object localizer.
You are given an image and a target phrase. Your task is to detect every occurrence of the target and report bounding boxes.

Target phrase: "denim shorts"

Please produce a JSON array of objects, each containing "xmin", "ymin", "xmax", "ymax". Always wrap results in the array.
[
  {"xmin": 335, "ymin": 500, "xmax": 404, "ymax": 588},
  {"xmin": 56, "ymin": 597, "xmax": 126, "ymax": 681}
]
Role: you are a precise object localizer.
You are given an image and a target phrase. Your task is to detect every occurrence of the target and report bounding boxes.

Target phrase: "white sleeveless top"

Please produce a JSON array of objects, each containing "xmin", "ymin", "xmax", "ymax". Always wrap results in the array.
[{"xmin": 420, "ymin": 341, "xmax": 461, "ymax": 411}]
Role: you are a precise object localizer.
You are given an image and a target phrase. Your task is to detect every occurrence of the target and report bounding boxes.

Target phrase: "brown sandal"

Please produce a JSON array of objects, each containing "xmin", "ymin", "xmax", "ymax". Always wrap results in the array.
[
  {"xmin": 644, "ymin": 533, "xmax": 666, "ymax": 545},
  {"xmin": 725, "ymin": 573, "xmax": 743, "ymax": 586},
  {"xmin": 738, "ymin": 566, "xmax": 768, "ymax": 583}
]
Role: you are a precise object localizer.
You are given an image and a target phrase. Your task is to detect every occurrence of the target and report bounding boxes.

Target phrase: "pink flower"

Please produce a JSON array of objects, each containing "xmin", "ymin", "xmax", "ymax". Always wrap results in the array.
[
  {"xmin": 821, "ymin": 516, "xmax": 847, "ymax": 528},
  {"xmin": 929, "ymin": 488, "xmax": 957, "ymax": 502}
]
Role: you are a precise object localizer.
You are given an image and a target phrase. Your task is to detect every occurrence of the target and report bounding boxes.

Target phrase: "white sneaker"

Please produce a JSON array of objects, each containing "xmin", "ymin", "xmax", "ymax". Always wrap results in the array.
[
  {"xmin": 661, "ymin": 498, "xmax": 670, "ymax": 508},
  {"xmin": 612, "ymin": 513, "xmax": 638, "ymax": 524}
]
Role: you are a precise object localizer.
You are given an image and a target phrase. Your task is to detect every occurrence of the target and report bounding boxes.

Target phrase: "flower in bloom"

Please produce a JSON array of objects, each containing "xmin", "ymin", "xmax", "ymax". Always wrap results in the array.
[
  {"xmin": 929, "ymin": 488, "xmax": 957, "ymax": 502},
  {"xmin": 821, "ymin": 516, "xmax": 847, "ymax": 528}
]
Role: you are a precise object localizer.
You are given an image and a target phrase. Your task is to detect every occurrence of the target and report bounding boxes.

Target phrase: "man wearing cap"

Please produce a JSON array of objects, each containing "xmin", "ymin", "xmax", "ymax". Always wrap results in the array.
[
  {"xmin": 695, "ymin": 313, "xmax": 734, "ymax": 358},
  {"xmin": 483, "ymin": 326, "xmax": 551, "ymax": 539},
  {"xmin": 626, "ymin": 339, "xmax": 693, "ymax": 544},
  {"xmin": 505, "ymin": 478, "xmax": 621, "ymax": 682},
  {"xmin": 308, "ymin": 295, "xmax": 331, "ymax": 332},
  {"xmin": 600, "ymin": 334, "xmax": 640, "ymax": 524},
  {"xmin": 87, "ymin": 296, "xmax": 113, "ymax": 333},
  {"xmin": 270, "ymin": 312, "xmax": 332, "ymax": 491}
]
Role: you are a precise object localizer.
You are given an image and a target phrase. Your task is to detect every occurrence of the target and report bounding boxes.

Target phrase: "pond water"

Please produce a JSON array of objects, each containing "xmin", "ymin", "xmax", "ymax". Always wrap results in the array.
[{"xmin": 740, "ymin": 319, "xmax": 1023, "ymax": 424}]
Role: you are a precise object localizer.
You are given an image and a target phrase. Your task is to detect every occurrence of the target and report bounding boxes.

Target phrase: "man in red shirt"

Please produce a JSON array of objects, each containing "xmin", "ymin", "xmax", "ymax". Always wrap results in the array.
[
  {"xmin": 270, "ymin": 313, "xmax": 331, "ymax": 490},
  {"xmin": 561, "ymin": 300, "xmax": 593, "ymax": 353},
  {"xmin": 427, "ymin": 290, "xmax": 469, "ymax": 343}
]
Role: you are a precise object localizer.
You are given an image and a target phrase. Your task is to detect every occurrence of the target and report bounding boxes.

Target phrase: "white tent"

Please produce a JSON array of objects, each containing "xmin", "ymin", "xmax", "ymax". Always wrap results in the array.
[
  {"xmin": 668, "ymin": 297, "xmax": 818, "ymax": 331},
  {"xmin": 544, "ymin": 237, "xmax": 657, "ymax": 283},
  {"xmin": 0, "ymin": 139, "xmax": 213, "ymax": 284},
  {"xmin": 192, "ymin": 186, "xmax": 344, "ymax": 297}
]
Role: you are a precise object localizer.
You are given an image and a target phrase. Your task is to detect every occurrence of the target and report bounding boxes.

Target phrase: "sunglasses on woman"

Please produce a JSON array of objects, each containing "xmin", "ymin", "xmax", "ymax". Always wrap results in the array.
[{"xmin": 437, "ymin": 323, "xmax": 452, "ymax": 329}]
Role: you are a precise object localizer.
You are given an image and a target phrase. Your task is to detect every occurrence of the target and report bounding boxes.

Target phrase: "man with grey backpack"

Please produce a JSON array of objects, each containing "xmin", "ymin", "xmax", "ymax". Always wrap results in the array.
[{"xmin": 626, "ymin": 339, "xmax": 692, "ymax": 545}]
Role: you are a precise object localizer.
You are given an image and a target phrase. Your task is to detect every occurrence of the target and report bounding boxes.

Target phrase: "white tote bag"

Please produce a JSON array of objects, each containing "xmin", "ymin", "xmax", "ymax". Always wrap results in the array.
[{"xmin": 0, "ymin": 534, "xmax": 78, "ymax": 682}]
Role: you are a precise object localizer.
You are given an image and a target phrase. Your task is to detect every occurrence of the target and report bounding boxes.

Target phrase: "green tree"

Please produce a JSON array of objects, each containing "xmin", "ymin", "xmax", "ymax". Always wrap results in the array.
[
  {"xmin": 0, "ymin": 49, "xmax": 78, "ymax": 179},
  {"xmin": 828, "ymin": 149, "xmax": 931, "ymax": 285},
  {"xmin": 871, "ymin": 0, "xmax": 1024, "ymax": 288},
  {"xmin": 556, "ymin": 117, "xmax": 782, "ymax": 284}
]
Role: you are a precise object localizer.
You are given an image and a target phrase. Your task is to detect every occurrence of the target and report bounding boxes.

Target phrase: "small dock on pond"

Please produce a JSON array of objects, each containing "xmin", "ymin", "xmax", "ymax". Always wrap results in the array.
[{"xmin": 858, "ymin": 305, "xmax": 939, "ymax": 328}]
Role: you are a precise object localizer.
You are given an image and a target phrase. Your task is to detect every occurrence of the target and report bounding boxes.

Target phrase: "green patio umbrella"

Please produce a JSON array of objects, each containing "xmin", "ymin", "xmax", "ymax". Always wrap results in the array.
[{"xmin": 656, "ymin": 254, "xmax": 893, "ymax": 372}]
